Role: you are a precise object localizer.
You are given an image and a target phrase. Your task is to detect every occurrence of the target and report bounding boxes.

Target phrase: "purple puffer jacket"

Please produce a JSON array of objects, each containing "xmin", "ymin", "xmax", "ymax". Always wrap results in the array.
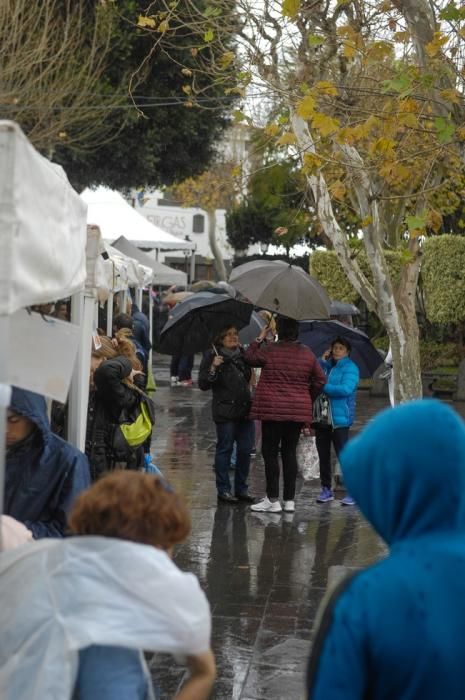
[{"xmin": 244, "ymin": 340, "xmax": 326, "ymax": 423}]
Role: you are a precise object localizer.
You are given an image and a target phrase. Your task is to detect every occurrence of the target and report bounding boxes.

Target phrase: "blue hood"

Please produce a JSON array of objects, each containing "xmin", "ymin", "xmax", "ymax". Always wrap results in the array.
[
  {"xmin": 340, "ymin": 399, "xmax": 465, "ymax": 545},
  {"xmin": 10, "ymin": 387, "xmax": 50, "ymax": 443}
]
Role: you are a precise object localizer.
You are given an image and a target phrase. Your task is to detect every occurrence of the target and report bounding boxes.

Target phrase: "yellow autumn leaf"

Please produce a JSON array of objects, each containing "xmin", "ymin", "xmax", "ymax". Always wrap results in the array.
[
  {"xmin": 282, "ymin": 0, "xmax": 301, "ymax": 17},
  {"xmin": 425, "ymin": 32, "xmax": 448, "ymax": 58},
  {"xmin": 137, "ymin": 15, "xmax": 156, "ymax": 28},
  {"xmin": 182, "ymin": 84, "xmax": 192, "ymax": 95},
  {"xmin": 311, "ymin": 112, "xmax": 340, "ymax": 136},
  {"xmin": 219, "ymin": 51, "xmax": 235, "ymax": 69},
  {"xmin": 158, "ymin": 19, "xmax": 169, "ymax": 32},
  {"xmin": 181, "ymin": 68, "xmax": 193, "ymax": 77},
  {"xmin": 399, "ymin": 113, "xmax": 419, "ymax": 129},
  {"xmin": 378, "ymin": 160, "xmax": 411, "ymax": 184},
  {"xmin": 393, "ymin": 31, "xmax": 410, "ymax": 43},
  {"xmin": 315, "ymin": 81, "xmax": 338, "ymax": 97},
  {"xmin": 366, "ymin": 41, "xmax": 394, "ymax": 61},
  {"xmin": 399, "ymin": 99, "xmax": 419, "ymax": 114},
  {"xmin": 426, "ymin": 209, "xmax": 443, "ymax": 233},
  {"xmin": 296, "ymin": 95, "xmax": 316, "ymax": 120},
  {"xmin": 369, "ymin": 137, "xmax": 396, "ymax": 158},
  {"xmin": 342, "ymin": 41, "xmax": 357, "ymax": 59},
  {"xmin": 457, "ymin": 127, "xmax": 465, "ymax": 141},
  {"xmin": 329, "ymin": 180, "xmax": 346, "ymax": 200},
  {"xmin": 440, "ymin": 88, "xmax": 461, "ymax": 105},
  {"xmin": 361, "ymin": 215, "xmax": 373, "ymax": 227},
  {"xmin": 264, "ymin": 124, "xmax": 280, "ymax": 137},
  {"xmin": 277, "ymin": 133, "xmax": 298, "ymax": 146},
  {"xmin": 302, "ymin": 152, "xmax": 323, "ymax": 174}
]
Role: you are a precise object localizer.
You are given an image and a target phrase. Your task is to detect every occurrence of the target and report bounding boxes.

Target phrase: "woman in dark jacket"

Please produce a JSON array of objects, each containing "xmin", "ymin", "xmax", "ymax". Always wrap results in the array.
[
  {"xmin": 198, "ymin": 326, "xmax": 255, "ymax": 503},
  {"xmin": 86, "ymin": 333, "xmax": 146, "ymax": 480},
  {"xmin": 245, "ymin": 316, "xmax": 326, "ymax": 514}
]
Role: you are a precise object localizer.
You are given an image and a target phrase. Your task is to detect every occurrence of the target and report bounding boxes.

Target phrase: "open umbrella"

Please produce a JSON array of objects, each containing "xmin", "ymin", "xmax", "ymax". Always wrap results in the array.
[
  {"xmin": 238, "ymin": 310, "xmax": 267, "ymax": 346},
  {"xmin": 229, "ymin": 259, "xmax": 330, "ymax": 320},
  {"xmin": 299, "ymin": 320, "xmax": 383, "ymax": 379},
  {"xmin": 159, "ymin": 292, "xmax": 253, "ymax": 355},
  {"xmin": 330, "ymin": 300, "xmax": 360, "ymax": 316}
]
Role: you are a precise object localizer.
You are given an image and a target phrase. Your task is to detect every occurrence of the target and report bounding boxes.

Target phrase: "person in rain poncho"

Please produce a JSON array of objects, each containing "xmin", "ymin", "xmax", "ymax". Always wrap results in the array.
[
  {"xmin": 5, "ymin": 386, "xmax": 90, "ymax": 538},
  {"xmin": 307, "ymin": 399, "xmax": 465, "ymax": 700},
  {"xmin": 0, "ymin": 471, "xmax": 215, "ymax": 700}
]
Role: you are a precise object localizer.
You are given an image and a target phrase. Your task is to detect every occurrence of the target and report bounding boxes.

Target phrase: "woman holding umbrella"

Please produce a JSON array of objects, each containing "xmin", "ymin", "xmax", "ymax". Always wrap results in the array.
[
  {"xmin": 315, "ymin": 336, "xmax": 360, "ymax": 506},
  {"xmin": 244, "ymin": 316, "xmax": 326, "ymax": 513},
  {"xmin": 198, "ymin": 326, "xmax": 255, "ymax": 504}
]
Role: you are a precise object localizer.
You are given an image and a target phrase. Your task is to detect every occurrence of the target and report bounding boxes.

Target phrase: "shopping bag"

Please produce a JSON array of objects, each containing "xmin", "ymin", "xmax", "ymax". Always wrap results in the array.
[{"xmin": 297, "ymin": 434, "xmax": 320, "ymax": 480}]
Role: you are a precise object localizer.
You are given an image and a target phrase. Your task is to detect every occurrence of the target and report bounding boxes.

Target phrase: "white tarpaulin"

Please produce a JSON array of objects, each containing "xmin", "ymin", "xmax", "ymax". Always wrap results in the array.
[
  {"xmin": 8, "ymin": 310, "xmax": 80, "ymax": 403},
  {"xmin": 81, "ymin": 187, "xmax": 195, "ymax": 251},
  {"xmin": 0, "ymin": 536, "xmax": 211, "ymax": 700},
  {"xmin": 112, "ymin": 235, "xmax": 188, "ymax": 286},
  {"xmin": 0, "ymin": 121, "xmax": 87, "ymax": 315}
]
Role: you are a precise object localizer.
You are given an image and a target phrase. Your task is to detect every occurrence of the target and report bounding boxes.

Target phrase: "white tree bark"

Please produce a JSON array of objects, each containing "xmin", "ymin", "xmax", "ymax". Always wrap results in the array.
[{"xmin": 207, "ymin": 210, "xmax": 228, "ymax": 281}]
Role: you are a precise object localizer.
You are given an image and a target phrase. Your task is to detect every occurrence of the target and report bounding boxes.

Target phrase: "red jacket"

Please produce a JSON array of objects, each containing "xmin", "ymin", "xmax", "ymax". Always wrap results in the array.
[{"xmin": 244, "ymin": 340, "xmax": 326, "ymax": 423}]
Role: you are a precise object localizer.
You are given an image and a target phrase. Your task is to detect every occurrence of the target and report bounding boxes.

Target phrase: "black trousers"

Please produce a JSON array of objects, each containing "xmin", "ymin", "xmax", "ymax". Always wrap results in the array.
[
  {"xmin": 261, "ymin": 421, "xmax": 302, "ymax": 500},
  {"xmin": 315, "ymin": 426, "xmax": 349, "ymax": 489}
]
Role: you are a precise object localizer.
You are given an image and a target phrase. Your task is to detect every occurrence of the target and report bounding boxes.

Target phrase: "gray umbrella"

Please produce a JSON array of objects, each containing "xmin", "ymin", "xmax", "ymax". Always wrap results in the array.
[{"xmin": 229, "ymin": 259, "xmax": 331, "ymax": 320}]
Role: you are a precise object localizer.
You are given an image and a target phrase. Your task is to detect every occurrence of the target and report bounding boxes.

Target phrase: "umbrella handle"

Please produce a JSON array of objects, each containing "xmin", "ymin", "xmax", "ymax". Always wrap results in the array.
[{"xmin": 212, "ymin": 343, "xmax": 219, "ymax": 356}]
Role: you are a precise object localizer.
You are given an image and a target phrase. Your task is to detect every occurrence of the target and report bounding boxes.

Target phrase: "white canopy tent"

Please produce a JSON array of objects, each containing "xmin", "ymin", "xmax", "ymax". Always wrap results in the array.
[
  {"xmin": 81, "ymin": 187, "xmax": 195, "ymax": 252},
  {"xmin": 112, "ymin": 235, "xmax": 187, "ymax": 287},
  {"xmin": 0, "ymin": 121, "xmax": 88, "ymax": 523}
]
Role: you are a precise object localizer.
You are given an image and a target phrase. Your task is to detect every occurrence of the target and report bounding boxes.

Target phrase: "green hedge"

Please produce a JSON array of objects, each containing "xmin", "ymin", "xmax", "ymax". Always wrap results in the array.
[
  {"xmin": 310, "ymin": 249, "xmax": 403, "ymax": 303},
  {"xmin": 373, "ymin": 337, "xmax": 462, "ymax": 370},
  {"xmin": 421, "ymin": 235, "xmax": 465, "ymax": 324}
]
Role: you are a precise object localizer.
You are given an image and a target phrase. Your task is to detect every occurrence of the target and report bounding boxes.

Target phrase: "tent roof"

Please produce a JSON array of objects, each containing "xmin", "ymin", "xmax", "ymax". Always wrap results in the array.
[
  {"xmin": 81, "ymin": 187, "xmax": 195, "ymax": 251},
  {"xmin": 112, "ymin": 236, "xmax": 187, "ymax": 287},
  {"xmin": 0, "ymin": 121, "xmax": 87, "ymax": 315}
]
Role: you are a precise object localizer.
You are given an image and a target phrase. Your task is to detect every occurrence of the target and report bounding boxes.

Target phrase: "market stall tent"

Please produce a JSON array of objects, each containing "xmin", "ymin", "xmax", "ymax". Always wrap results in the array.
[
  {"xmin": 81, "ymin": 187, "xmax": 195, "ymax": 252},
  {"xmin": 112, "ymin": 235, "xmax": 187, "ymax": 287},
  {"xmin": 0, "ymin": 121, "xmax": 88, "ymax": 523}
]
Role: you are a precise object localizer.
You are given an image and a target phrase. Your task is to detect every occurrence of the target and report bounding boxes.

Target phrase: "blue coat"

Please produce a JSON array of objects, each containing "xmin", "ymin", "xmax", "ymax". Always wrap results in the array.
[
  {"xmin": 308, "ymin": 399, "xmax": 465, "ymax": 700},
  {"xmin": 5, "ymin": 387, "xmax": 91, "ymax": 538},
  {"xmin": 319, "ymin": 356, "xmax": 359, "ymax": 427}
]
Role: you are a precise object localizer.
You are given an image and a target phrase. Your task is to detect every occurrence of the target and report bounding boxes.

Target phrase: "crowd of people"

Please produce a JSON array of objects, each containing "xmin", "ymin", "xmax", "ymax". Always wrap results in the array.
[{"xmin": 3, "ymin": 295, "xmax": 465, "ymax": 700}]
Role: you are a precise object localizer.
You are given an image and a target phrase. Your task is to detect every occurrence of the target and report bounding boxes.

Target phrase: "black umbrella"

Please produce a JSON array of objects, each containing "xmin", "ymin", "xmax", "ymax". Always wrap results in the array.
[
  {"xmin": 330, "ymin": 300, "xmax": 360, "ymax": 316},
  {"xmin": 159, "ymin": 292, "xmax": 253, "ymax": 355},
  {"xmin": 299, "ymin": 320, "xmax": 383, "ymax": 379}
]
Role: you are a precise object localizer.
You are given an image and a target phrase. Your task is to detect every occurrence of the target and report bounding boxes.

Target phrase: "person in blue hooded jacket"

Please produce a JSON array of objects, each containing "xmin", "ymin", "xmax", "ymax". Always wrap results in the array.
[
  {"xmin": 307, "ymin": 399, "xmax": 465, "ymax": 700},
  {"xmin": 5, "ymin": 386, "xmax": 91, "ymax": 538},
  {"xmin": 315, "ymin": 336, "xmax": 359, "ymax": 506}
]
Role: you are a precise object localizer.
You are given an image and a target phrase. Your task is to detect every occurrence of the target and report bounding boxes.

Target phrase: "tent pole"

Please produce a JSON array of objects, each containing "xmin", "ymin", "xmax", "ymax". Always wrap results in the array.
[
  {"xmin": 0, "ymin": 314, "xmax": 11, "ymax": 547},
  {"xmin": 67, "ymin": 291, "xmax": 94, "ymax": 452},
  {"xmin": 106, "ymin": 292, "xmax": 114, "ymax": 337},
  {"xmin": 189, "ymin": 249, "xmax": 196, "ymax": 284}
]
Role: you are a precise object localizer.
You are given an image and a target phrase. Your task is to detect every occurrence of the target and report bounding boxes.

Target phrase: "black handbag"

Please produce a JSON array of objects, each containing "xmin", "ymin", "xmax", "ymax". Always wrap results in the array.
[{"xmin": 311, "ymin": 393, "xmax": 333, "ymax": 428}]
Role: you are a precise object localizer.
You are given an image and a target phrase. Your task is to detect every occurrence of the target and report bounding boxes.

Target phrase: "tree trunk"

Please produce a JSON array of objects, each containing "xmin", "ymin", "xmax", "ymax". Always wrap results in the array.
[
  {"xmin": 291, "ymin": 111, "xmax": 423, "ymax": 402},
  {"xmin": 207, "ymin": 209, "xmax": 227, "ymax": 281}
]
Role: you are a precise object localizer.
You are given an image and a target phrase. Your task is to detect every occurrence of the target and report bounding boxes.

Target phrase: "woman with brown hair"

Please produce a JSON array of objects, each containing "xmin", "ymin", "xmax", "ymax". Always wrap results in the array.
[
  {"xmin": 198, "ymin": 325, "xmax": 255, "ymax": 504},
  {"xmin": 0, "ymin": 471, "xmax": 215, "ymax": 700},
  {"xmin": 86, "ymin": 329, "xmax": 147, "ymax": 480}
]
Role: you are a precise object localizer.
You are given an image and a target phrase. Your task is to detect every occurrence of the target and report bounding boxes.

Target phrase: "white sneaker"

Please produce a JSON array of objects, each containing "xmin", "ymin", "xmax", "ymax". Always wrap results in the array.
[
  {"xmin": 250, "ymin": 497, "xmax": 282, "ymax": 513},
  {"xmin": 170, "ymin": 376, "xmax": 179, "ymax": 386},
  {"xmin": 283, "ymin": 500, "xmax": 295, "ymax": 512}
]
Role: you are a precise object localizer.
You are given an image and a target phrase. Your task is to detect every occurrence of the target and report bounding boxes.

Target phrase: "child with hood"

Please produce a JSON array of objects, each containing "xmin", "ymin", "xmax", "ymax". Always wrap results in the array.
[{"xmin": 308, "ymin": 399, "xmax": 465, "ymax": 700}]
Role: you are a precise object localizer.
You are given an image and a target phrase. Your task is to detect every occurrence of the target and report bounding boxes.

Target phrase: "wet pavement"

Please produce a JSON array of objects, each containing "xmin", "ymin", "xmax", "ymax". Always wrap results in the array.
[{"xmin": 147, "ymin": 354, "xmax": 464, "ymax": 699}]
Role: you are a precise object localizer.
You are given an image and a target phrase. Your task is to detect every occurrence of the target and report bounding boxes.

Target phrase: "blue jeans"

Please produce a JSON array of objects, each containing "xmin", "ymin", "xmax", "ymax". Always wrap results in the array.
[{"xmin": 215, "ymin": 420, "xmax": 254, "ymax": 496}]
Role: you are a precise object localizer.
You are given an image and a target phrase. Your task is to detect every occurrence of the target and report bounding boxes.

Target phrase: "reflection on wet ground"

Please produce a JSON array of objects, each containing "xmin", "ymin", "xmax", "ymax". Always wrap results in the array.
[{"xmin": 148, "ymin": 355, "xmax": 463, "ymax": 699}]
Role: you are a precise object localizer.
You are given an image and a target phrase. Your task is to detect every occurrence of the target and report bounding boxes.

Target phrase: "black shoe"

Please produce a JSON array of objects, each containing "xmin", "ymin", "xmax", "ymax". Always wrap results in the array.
[
  {"xmin": 236, "ymin": 493, "xmax": 256, "ymax": 503},
  {"xmin": 217, "ymin": 492, "xmax": 239, "ymax": 503}
]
